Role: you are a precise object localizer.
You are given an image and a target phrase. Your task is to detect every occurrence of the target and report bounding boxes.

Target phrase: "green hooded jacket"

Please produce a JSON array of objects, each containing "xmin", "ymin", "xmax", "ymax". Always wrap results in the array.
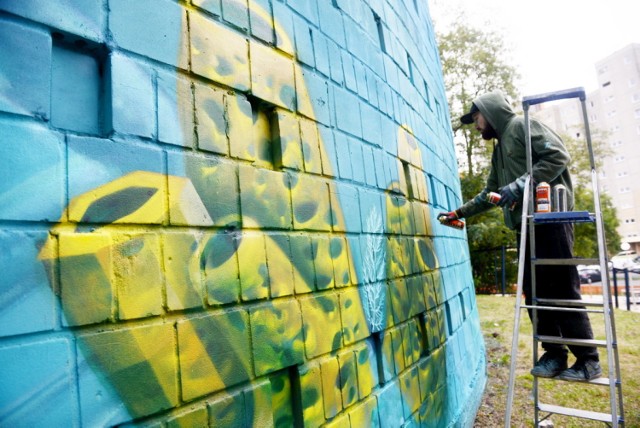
[{"xmin": 458, "ymin": 90, "xmax": 574, "ymax": 229}]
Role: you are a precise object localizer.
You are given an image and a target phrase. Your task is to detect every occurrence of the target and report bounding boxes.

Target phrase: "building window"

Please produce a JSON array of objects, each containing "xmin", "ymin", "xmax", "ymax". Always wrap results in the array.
[
  {"xmin": 605, "ymin": 95, "xmax": 615, "ymax": 103},
  {"xmin": 633, "ymin": 93, "xmax": 640, "ymax": 103},
  {"xmin": 607, "ymin": 109, "xmax": 617, "ymax": 117},
  {"xmin": 602, "ymin": 81, "xmax": 611, "ymax": 87},
  {"xmin": 598, "ymin": 66, "xmax": 608, "ymax": 74},
  {"xmin": 629, "ymin": 78, "xmax": 637, "ymax": 87},
  {"xmin": 619, "ymin": 186, "xmax": 631, "ymax": 193},
  {"xmin": 635, "ymin": 108, "xmax": 640, "ymax": 119},
  {"xmin": 616, "ymin": 171, "xmax": 628, "ymax": 177},
  {"xmin": 612, "ymin": 140, "xmax": 623, "ymax": 147},
  {"xmin": 614, "ymin": 155, "xmax": 625, "ymax": 163}
]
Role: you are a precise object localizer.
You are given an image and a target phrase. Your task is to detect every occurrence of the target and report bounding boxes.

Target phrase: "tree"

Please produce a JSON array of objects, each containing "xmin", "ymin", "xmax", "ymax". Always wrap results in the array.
[
  {"xmin": 437, "ymin": 21, "xmax": 520, "ymax": 176},
  {"xmin": 436, "ymin": 19, "xmax": 521, "ymax": 292}
]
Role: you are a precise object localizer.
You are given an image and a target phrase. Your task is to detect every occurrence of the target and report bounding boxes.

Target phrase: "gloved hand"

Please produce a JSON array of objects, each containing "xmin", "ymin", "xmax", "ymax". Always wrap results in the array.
[
  {"xmin": 498, "ymin": 182, "xmax": 522, "ymax": 207},
  {"xmin": 438, "ymin": 209, "xmax": 462, "ymax": 223}
]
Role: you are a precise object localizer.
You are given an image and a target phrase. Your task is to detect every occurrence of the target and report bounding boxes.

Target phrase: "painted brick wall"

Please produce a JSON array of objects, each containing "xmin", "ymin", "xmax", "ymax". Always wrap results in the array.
[{"xmin": 0, "ymin": 1, "xmax": 485, "ymax": 427}]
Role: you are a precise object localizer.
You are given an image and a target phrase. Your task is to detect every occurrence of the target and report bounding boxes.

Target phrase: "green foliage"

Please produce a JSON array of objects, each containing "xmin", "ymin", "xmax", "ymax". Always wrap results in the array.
[{"xmin": 437, "ymin": 21, "xmax": 519, "ymax": 176}]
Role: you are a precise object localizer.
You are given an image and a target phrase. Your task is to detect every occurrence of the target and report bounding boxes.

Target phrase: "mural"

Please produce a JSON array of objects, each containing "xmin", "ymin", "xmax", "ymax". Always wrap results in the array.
[{"xmin": 0, "ymin": 1, "xmax": 485, "ymax": 427}]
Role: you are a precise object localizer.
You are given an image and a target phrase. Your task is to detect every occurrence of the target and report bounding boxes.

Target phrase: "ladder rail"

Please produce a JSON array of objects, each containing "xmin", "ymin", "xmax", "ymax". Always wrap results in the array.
[
  {"xmin": 505, "ymin": 88, "xmax": 624, "ymax": 427},
  {"xmin": 504, "ymin": 175, "xmax": 531, "ymax": 428}
]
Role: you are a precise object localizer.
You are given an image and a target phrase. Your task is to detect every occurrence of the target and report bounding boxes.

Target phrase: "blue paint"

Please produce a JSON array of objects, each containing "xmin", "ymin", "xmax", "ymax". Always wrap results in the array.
[
  {"xmin": 0, "ymin": 120, "xmax": 65, "ymax": 221},
  {"xmin": 0, "ymin": 230, "xmax": 56, "ymax": 337},
  {"xmin": 52, "ymin": 45, "xmax": 102, "ymax": 134},
  {"xmin": 0, "ymin": 18, "xmax": 51, "ymax": 118},
  {"xmin": 0, "ymin": 338, "xmax": 77, "ymax": 427}
]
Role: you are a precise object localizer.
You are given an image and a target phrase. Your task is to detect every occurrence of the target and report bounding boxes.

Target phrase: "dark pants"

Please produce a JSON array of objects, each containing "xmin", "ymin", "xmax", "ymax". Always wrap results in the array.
[{"xmin": 517, "ymin": 223, "xmax": 599, "ymax": 361}]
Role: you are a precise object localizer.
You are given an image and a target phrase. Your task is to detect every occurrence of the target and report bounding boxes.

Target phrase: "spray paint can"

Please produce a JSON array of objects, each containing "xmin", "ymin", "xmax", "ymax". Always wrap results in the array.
[
  {"xmin": 553, "ymin": 184, "xmax": 568, "ymax": 212},
  {"xmin": 437, "ymin": 215, "xmax": 465, "ymax": 230},
  {"xmin": 536, "ymin": 182, "xmax": 551, "ymax": 213},
  {"xmin": 487, "ymin": 192, "xmax": 501, "ymax": 205}
]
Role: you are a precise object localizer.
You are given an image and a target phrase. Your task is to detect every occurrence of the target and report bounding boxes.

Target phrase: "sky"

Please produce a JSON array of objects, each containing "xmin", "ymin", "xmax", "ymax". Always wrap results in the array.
[{"xmin": 427, "ymin": 0, "xmax": 640, "ymax": 96}]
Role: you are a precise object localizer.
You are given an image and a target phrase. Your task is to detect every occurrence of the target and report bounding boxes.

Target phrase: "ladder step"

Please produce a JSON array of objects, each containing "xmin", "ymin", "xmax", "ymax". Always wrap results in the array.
[
  {"xmin": 538, "ymin": 403, "xmax": 613, "ymax": 423},
  {"xmin": 536, "ymin": 298, "xmax": 604, "ymax": 307},
  {"xmin": 533, "ymin": 211, "xmax": 595, "ymax": 224},
  {"xmin": 521, "ymin": 304, "xmax": 603, "ymax": 314},
  {"xmin": 533, "ymin": 258, "xmax": 599, "ymax": 266},
  {"xmin": 536, "ymin": 374, "xmax": 612, "ymax": 386},
  {"xmin": 536, "ymin": 335, "xmax": 609, "ymax": 348}
]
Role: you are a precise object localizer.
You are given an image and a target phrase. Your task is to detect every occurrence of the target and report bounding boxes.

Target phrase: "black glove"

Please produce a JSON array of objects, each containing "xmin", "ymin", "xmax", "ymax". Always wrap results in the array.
[
  {"xmin": 438, "ymin": 209, "xmax": 462, "ymax": 223},
  {"xmin": 498, "ymin": 182, "xmax": 522, "ymax": 207}
]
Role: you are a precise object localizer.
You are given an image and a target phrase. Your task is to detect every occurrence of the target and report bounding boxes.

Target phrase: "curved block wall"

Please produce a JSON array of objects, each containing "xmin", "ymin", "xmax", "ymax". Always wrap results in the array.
[{"xmin": 0, "ymin": 1, "xmax": 485, "ymax": 427}]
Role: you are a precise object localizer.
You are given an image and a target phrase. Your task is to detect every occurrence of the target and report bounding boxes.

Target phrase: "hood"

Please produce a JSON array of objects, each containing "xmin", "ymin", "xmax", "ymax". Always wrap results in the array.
[{"xmin": 472, "ymin": 90, "xmax": 517, "ymax": 139}]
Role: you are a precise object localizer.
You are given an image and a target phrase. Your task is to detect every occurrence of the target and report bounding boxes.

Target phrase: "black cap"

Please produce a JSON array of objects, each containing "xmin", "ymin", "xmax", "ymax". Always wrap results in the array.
[{"xmin": 460, "ymin": 104, "xmax": 479, "ymax": 125}]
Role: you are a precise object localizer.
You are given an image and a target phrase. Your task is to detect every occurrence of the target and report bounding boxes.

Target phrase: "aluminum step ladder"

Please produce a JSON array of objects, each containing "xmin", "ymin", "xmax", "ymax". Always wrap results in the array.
[{"xmin": 505, "ymin": 88, "xmax": 625, "ymax": 427}]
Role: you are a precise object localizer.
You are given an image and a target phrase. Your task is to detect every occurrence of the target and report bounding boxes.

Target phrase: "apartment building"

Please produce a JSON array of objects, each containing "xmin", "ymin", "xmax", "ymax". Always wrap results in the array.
[{"xmin": 531, "ymin": 43, "xmax": 640, "ymax": 252}]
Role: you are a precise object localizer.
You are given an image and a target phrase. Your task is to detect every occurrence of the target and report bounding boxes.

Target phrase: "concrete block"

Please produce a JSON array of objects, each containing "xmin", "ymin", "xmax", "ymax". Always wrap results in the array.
[
  {"xmin": 208, "ymin": 390, "xmax": 246, "ymax": 426},
  {"xmin": 168, "ymin": 152, "xmax": 240, "ymax": 227},
  {"xmin": 112, "ymin": 232, "xmax": 163, "ymax": 320},
  {"xmin": 167, "ymin": 406, "xmax": 208, "ymax": 428},
  {"xmin": 360, "ymin": 102, "xmax": 383, "ymax": 148},
  {"xmin": 329, "ymin": 182, "xmax": 360, "ymax": 233},
  {"xmin": 265, "ymin": 234, "xmax": 295, "ymax": 298},
  {"xmin": 190, "ymin": 12, "xmax": 250, "ymax": 91},
  {"xmin": 250, "ymin": 299, "xmax": 304, "ymax": 376},
  {"xmin": 1, "ymin": 0, "xmax": 103, "ymax": 41},
  {"xmin": 162, "ymin": 232, "xmax": 202, "ymax": 311},
  {"xmin": 339, "ymin": 287, "xmax": 370, "ymax": 345},
  {"xmin": 318, "ymin": 125, "xmax": 338, "ymax": 177},
  {"xmin": 296, "ymin": 67, "xmax": 330, "ymax": 125},
  {"xmin": 270, "ymin": 371, "xmax": 295, "ymax": 426},
  {"xmin": 250, "ymin": 40, "xmax": 295, "ymax": 110},
  {"xmin": 348, "ymin": 137, "xmax": 365, "ymax": 184},
  {"xmin": 299, "ymin": 118, "xmax": 321, "ymax": 173},
  {"xmin": 245, "ymin": 379, "xmax": 275, "ymax": 427},
  {"xmin": 0, "ymin": 229, "xmax": 57, "ymax": 336},
  {"xmin": 201, "ymin": 231, "xmax": 240, "ymax": 305},
  {"xmin": 177, "ymin": 310, "xmax": 251, "ymax": 400},
  {"xmin": 67, "ymin": 137, "xmax": 165, "ymax": 221},
  {"xmin": 290, "ymin": 173, "xmax": 331, "ymax": 231},
  {"xmin": 300, "ymin": 293, "xmax": 342, "ymax": 358},
  {"xmin": 354, "ymin": 340, "xmax": 378, "ymax": 399},
  {"xmin": 192, "ymin": 0, "xmax": 222, "ymax": 16},
  {"xmin": 333, "ymin": 131, "xmax": 353, "ymax": 180},
  {"xmin": 0, "ymin": 120, "xmax": 64, "ymax": 221},
  {"xmin": 348, "ymin": 396, "xmax": 380, "ymax": 428},
  {"xmin": 194, "ymin": 81, "xmax": 227, "ymax": 154},
  {"xmin": 78, "ymin": 324, "xmax": 179, "ymax": 422},
  {"xmin": 337, "ymin": 349, "xmax": 358, "ymax": 409},
  {"xmin": 237, "ymin": 232, "xmax": 269, "ymax": 301},
  {"xmin": 334, "ymin": 86, "xmax": 361, "ymax": 138},
  {"xmin": 341, "ymin": 51, "xmax": 358, "ymax": 92},
  {"xmin": 316, "ymin": 0, "xmax": 345, "ymax": 45},
  {"xmin": 239, "ymin": 165, "xmax": 292, "ymax": 229},
  {"xmin": 319, "ymin": 356, "xmax": 342, "ymax": 418},
  {"xmin": 375, "ymin": 380, "xmax": 404, "ymax": 426},
  {"xmin": 158, "ymin": 70, "xmax": 194, "ymax": 147},
  {"xmin": 58, "ymin": 232, "xmax": 113, "ymax": 326},
  {"xmin": 331, "ymin": 236, "xmax": 351, "ymax": 287},
  {"xmin": 272, "ymin": 1, "xmax": 295, "ymax": 55},
  {"xmin": 110, "ymin": 0, "xmax": 188, "ymax": 68},
  {"xmin": 0, "ymin": 338, "xmax": 76, "ymax": 426},
  {"xmin": 52, "ymin": 45, "xmax": 102, "ymax": 134},
  {"xmin": 312, "ymin": 30, "xmax": 331, "ymax": 77},
  {"xmin": 310, "ymin": 235, "xmax": 334, "ymax": 290},
  {"xmin": 289, "ymin": 233, "xmax": 315, "ymax": 294},
  {"xmin": 327, "ymin": 40, "xmax": 344, "ymax": 85},
  {"xmin": 276, "ymin": 109, "xmax": 304, "ymax": 171},
  {"xmin": 248, "ymin": 0, "xmax": 274, "ymax": 43},
  {"xmin": 299, "ymin": 362, "xmax": 325, "ymax": 427},
  {"xmin": 221, "ymin": 0, "xmax": 249, "ymax": 31},
  {"xmin": 293, "ymin": 14, "xmax": 315, "ymax": 67},
  {"xmin": 110, "ymin": 53, "xmax": 155, "ymax": 138},
  {"xmin": 0, "ymin": 18, "xmax": 50, "ymax": 118}
]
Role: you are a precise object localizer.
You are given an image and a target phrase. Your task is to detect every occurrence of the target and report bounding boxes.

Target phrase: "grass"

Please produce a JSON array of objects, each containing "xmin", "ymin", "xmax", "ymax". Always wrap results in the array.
[{"xmin": 474, "ymin": 294, "xmax": 640, "ymax": 427}]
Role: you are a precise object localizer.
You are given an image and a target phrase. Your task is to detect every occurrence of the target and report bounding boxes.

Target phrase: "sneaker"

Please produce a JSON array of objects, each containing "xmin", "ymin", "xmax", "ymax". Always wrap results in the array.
[
  {"xmin": 530, "ymin": 352, "xmax": 568, "ymax": 378},
  {"xmin": 558, "ymin": 359, "xmax": 602, "ymax": 382}
]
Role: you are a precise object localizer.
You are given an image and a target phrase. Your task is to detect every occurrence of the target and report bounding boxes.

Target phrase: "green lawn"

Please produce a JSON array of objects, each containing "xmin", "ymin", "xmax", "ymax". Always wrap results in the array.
[{"xmin": 474, "ymin": 294, "xmax": 640, "ymax": 427}]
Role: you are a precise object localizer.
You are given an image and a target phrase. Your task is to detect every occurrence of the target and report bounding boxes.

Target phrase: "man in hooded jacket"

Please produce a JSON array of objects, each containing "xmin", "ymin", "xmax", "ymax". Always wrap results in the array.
[{"xmin": 439, "ymin": 90, "xmax": 601, "ymax": 381}]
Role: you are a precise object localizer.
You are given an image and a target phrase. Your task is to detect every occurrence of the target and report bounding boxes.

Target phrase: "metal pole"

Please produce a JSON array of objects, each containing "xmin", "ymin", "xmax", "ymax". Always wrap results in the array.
[
  {"xmin": 501, "ymin": 245, "xmax": 506, "ymax": 296},
  {"xmin": 613, "ymin": 268, "xmax": 619, "ymax": 309},
  {"xmin": 624, "ymin": 269, "xmax": 631, "ymax": 311}
]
